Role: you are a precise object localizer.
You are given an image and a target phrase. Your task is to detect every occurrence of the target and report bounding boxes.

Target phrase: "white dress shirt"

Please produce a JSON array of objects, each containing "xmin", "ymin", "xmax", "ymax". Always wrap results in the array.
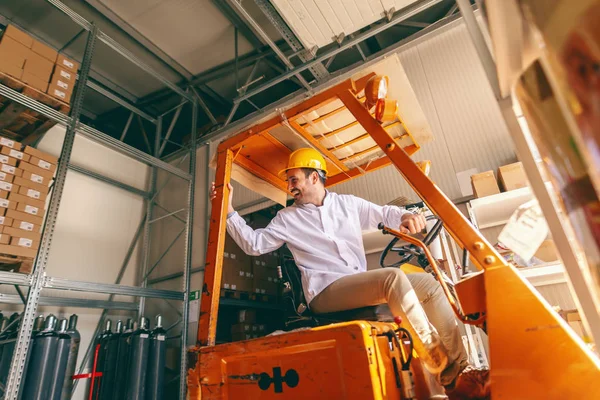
[{"xmin": 226, "ymin": 191, "xmax": 410, "ymax": 304}]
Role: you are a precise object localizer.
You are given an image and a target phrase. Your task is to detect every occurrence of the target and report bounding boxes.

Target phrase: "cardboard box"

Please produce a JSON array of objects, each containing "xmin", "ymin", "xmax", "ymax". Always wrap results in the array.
[
  {"xmin": 6, "ymin": 209, "xmax": 43, "ymax": 226},
  {"xmin": 237, "ymin": 309, "xmax": 257, "ymax": 323},
  {"xmin": 10, "ymin": 236, "xmax": 39, "ymax": 250},
  {"xmin": 49, "ymin": 70, "xmax": 75, "ymax": 93},
  {"xmin": 4, "ymin": 25, "xmax": 33, "ymax": 48},
  {"xmin": 24, "ymin": 52, "xmax": 53, "ymax": 82},
  {"xmin": 0, "ymin": 198, "xmax": 16, "ymax": 211},
  {"xmin": 0, "ymin": 137, "xmax": 22, "ymax": 150},
  {"xmin": 0, "ymin": 190, "xmax": 7, "ymax": 199},
  {"xmin": 21, "ymin": 170, "xmax": 49, "ymax": 186},
  {"xmin": 1, "ymin": 146, "xmax": 29, "ymax": 163},
  {"xmin": 17, "ymin": 161, "xmax": 54, "ymax": 181},
  {"xmin": 534, "ymin": 240, "xmax": 559, "ymax": 263},
  {"xmin": 0, "ymin": 58, "xmax": 23, "ymax": 80},
  {"xmin": 17, "ymin": 185, "xmax": 47, "ymax": 202},
  {"xmin": 0, "ymin": 154, "xmax": 18, "ymax": 167},
  {"xmin": 0, "ymin": 181, "xmax": 16, "ymax": 192},
  {"xmin": 0, "ymin": 234, "xmax": 9, "ymax": 245},
  {"xmin": 21, "ymin": 71, "xmax": 48, "ymax": 92},
  {"xmin": 222, "ymin": 264, "xmax": 253, "ymax": 292},
  {"xmin": 498, "ymin": 162, "xmax": 529, "ymax": 191},
  {"xmin": 31, "ymin": 39, "xmax": 57, "ymax": 63},
  {"xmin": 56, "ymin": 54, "xmax": 80, "ymax": 73},
  {"xmin": 0, "ymin": 163, "xmax": 21, "ymax": 177},
  {"xmin": 471, "ymin": 171, "xmax": 500, "ymax": 198},
  {"xmin": 2, "ymin": 226, "xmax": 39, "ymax": 241},
  {"xmin": 0, "ymin": 172, "xmax": 13, "ymax": 183},
  {"xmin": 28, "ymin": 155, "xmax": 57, "ymax": 172},
  {"xmin": 11, "ymin": 219, "xmax": 40, "ymax": 233},
  {"xmin": 52, "ymin": 65, "xmax": 76, "ymax": 83},
  {"xmin": 7, "ymin": 192, "xmax": 45, "ymax": 210},
  {"xmin": 231, "ymin": 323, "xmax": 254, "ymax": 334},
  {"xmin": 0, "ymin": 216, "xmax": 14, "ymax": 227},
  {"xmin": 47, "ymin": 82, "xmax": 72, "ymax": 103},
  {"xmin": 0, "ymin": 35, "xmax": 30, "ymax": 63},
  {"xmin": 13, "ymin": 176, "xmax": 47, "ymax": 194},
  {"xmin": 16, "ymin": 202, "xmax": 41, "ymax": 217},
  {"xmin": 0, "ymin": 243, "xmax": 37, "ymax": 258}
]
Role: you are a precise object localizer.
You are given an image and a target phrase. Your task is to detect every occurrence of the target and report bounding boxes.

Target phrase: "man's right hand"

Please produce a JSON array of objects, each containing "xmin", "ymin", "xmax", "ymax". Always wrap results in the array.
[{"xmin": 210, "ymin": 182, "xmax": 234, "ymax": 214}]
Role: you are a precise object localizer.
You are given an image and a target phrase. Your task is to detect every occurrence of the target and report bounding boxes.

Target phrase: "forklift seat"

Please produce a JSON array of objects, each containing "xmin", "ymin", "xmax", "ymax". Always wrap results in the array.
[{"xmin": 280, "ymin": 257, "xmax": 394, "ymax": 327}]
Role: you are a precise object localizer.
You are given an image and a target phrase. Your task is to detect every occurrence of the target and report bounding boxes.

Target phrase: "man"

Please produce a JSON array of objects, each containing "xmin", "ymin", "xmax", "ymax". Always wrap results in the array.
[{"xmin": 211, "ymin": 148, "xmax": 490, "ymax": 400}]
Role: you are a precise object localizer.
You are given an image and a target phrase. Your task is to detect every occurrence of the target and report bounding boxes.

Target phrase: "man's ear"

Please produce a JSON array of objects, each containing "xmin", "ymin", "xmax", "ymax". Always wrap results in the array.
[{"xmin": 311, "ymin": 171, "xmax": 319, "ymax": 184}]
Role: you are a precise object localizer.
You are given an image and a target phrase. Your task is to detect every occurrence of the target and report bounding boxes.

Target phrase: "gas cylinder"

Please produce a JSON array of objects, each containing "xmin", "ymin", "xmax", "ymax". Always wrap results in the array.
[
  {"xmin": 48, "ymin": 318, "xmax": 70, "ymax": 400},
  {"xmin": 22, "ymin": 315, "xmax": 59, "ymax": 400},
  {"xmin": 113, "ymin": 318, "xmax": 133, "ymax": 400},
  {"xmin": 99, "ymin": 320, "xmax": 122, "ymax": 400},
  {"xmin": 0, "ymin": 313, "xmax": 21, "ymax": 395},
  {"xmin": 60, "ymin": 314, "xmax": 80, "ymax": 400},
  {"xmin": 125, "ymin": 317, "xmax": 150, "ymax": 400},
  {"xmin": 146, "ymin": 315, "xmax": 167, "ymax": 400}
]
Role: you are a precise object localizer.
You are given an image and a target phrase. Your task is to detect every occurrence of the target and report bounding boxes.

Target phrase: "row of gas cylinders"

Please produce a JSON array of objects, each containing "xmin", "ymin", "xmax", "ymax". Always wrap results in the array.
[
  {"xmin": 0, "ymin": 312, "xmax": 80, "ymax": 400},
  {"xmin": 91, "ymin": 315, "xmax": 167, "ymax": 400}
]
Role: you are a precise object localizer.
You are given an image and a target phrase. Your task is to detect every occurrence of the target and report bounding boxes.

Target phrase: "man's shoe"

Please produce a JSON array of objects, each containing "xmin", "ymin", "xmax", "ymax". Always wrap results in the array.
[{"xmin": 444, "ymin": 367, "xmax": 490, "ymax": 400}]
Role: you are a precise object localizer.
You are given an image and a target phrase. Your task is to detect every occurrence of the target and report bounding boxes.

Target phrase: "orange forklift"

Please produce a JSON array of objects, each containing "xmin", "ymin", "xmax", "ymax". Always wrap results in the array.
[{"xmin": 186, "ymin": 66, "xmax": 600, "ymax": 398}]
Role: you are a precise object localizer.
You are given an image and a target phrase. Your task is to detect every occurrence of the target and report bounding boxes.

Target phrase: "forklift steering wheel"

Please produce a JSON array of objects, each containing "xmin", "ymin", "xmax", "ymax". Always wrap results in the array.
[{"xmin": 379, "ymin": 215, "xmax": 443, "ymax": 269}]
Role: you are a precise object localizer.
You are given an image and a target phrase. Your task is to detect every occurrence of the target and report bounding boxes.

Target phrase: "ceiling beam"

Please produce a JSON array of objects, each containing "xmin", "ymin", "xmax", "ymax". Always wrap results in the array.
[{"xmin": 83, "ymin": 0, "xmax": 193, "ymax": 81}]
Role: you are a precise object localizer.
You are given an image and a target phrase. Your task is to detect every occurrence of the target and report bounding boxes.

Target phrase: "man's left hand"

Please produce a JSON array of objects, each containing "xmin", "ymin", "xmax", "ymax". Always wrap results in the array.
[{"xmin": 400, "ymin": 213, "xmax": 426, "ymax": 234}]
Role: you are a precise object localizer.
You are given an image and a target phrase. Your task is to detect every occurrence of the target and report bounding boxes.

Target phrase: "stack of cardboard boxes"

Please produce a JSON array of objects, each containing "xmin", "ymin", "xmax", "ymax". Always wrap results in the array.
[
  {"xmin": 0, "ymin": 135, "xmax": 56, "ymax": 260},
  {"xmin": 230, "ymin": 309, "xmax": 267, "ymax": 341},
  {"xmin": 221, "ymin": 237, "xmax": 281, "ymax": 300},
  {"xmin": 0, "ymin": 24, "xmax": 79, "ymax": 103},
  {"xmin": 471, "ymin": 162, "xmax": 530, "ymax": 198}
]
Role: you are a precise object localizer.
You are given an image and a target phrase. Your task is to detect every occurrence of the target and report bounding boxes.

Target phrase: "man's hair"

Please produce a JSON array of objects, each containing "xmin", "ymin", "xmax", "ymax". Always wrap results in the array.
[{"xmin": 301, "ymin": 168, "xmax": 327, "ymax": 185}]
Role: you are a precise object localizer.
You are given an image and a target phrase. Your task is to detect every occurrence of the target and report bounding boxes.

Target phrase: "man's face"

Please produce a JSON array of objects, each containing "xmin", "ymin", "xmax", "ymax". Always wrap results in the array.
[{"xmin": 286, "ymin": 168, "xmax": 316, "ymax": 205}]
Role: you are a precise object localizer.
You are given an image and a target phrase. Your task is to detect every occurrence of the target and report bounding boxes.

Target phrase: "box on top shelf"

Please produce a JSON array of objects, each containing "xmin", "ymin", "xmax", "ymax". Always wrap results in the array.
[
  {"xmin": 21, "ymin": 71, "xmax": 49, "ymax": 93},
  {"xmin": 0, "ymin": 216, "xmax": 14, "ymax": 227},
  {"xmin": 21, "ymin": 170, "xmax": 51, "ymax": 187},
  {"xmin": 23, "ymin": 51, "xmax": 53, "ymax": 82},
  {"xmin": 56, "ymin": 54, "xmax": 79, "ymax": 73},
  {"xmin": 12, "ymin": 219, "xmax": 41, "ymax": 234},
  {"xmin": 52, "ymin": 66, "xmax": 75, "ymax": 83},
  {"xmin": 47, "ymin": 84, "xmax": 72, "ymax": 103},
  {"xmin": 3, "ymin": 226, "xmax": 39, "ymax": 241},
  {"xmin": 0, "ymin": 172, "xmax": 14, "ymax": 183},
  {"xmin": 17, "ymin": 185, "xmax": 47, "ymax": 202},
  {"xmin": 498, "ymin": 162, "xmax": 529, "ymax": 192},
  {"xmin": 0, "ymin": 243, "xmax": 37, "ymax": 258},
  {"xmin": 7, "ymin": 192, "xmax": 45, "ymax": 210},
  {"xmin": 13, "ymin": 176, "xmax": 47, "ymax": 194},
  {"xmin": 0, "ymin": 234, "xmax": 9, "ymax": 245},
  {"xmin": 23, "ymin": 146, "xmax": 58, "ymax": 165},
  {"xmin": 3, "ymin": 25, "xmax": 33, "ymax": 48},
  {"xmin": 1, "ymin": 146, "xmax": 29, "ymax": 163},
  {"xmin": 0, "ymin": 137, "xmax": 23, "ymax": 150},
  {"xmin": 17, "ymin": 160, "xmax": 53, "ymax": 181},
  {"xmin": 6, "ymin": 208, "xmax": 43, "ymax": 226},
  {"xmin": 471, "ymin": 171, "xmax": 501, "ymax": 198},
  {"xmin": 0, "ymin": 163, "xmax": 20, "ymax": 177},
  {"xmin": 31, "ymin": 39, "xmax": 57, "ymax": 63},
  {"xmin": 0, "ymin": 181, "xmax": 17, "ymax": 193},
  {"xmin": 0, "ymin": 198, "xmax": 17, "ymax": 211}
]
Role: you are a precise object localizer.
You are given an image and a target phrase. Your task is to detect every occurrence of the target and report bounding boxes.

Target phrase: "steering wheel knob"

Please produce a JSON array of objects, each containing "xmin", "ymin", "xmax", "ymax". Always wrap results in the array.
[{"xmin": 394, "ymin": 316, "xmax": 402, "ymax": 325}]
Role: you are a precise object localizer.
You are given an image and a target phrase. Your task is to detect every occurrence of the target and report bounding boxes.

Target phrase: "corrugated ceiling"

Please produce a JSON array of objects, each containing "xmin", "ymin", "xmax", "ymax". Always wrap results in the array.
[{"xmin": 270, "ymin": 0, "xmax": 420, "ymax": 49}]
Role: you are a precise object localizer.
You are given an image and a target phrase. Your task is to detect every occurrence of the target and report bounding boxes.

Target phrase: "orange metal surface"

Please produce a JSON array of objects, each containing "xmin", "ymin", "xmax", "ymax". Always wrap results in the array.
[
  {"xmin": 288, "ymin": 120, "xmax": 349, "ymax": 173},
  {"xmin": 190, "ymin": 321, "xmax": 437, "ymax": 400},
  {"xmin": 197, "ymin": 148, "xmax": 233, "ymax": 346}
]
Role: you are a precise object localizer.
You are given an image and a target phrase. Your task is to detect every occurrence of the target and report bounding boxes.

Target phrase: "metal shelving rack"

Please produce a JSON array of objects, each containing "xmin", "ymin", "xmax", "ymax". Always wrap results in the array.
[{"xmin": 0, "ymin": 1, "xmax": 198, "ymax": 399}]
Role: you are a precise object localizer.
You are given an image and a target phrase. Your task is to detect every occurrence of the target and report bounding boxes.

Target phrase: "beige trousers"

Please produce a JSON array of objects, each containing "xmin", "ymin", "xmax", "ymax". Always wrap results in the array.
[{"xmin": 309, "ymin": 268, "xmax": 469, "ymax": 386}]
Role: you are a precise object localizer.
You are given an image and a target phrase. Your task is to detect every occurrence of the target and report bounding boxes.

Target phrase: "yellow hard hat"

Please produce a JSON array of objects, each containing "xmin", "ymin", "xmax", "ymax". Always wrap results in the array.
[{"xmin": 278, "ymin": 148, "xmax": 328, "ymax": 179}]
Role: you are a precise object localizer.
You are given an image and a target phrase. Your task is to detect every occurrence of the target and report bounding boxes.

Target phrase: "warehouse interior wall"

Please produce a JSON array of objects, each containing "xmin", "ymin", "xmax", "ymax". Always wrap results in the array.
[{"xmin": 0, "ymin": 124, "xmax": 149, "ymax": 400}]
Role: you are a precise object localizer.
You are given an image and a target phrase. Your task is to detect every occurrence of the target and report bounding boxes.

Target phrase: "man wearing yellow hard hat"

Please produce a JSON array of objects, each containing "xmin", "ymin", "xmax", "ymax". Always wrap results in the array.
[{"xmin": 211, "ymin": 147, "xmax": 489, "ymax": 400}]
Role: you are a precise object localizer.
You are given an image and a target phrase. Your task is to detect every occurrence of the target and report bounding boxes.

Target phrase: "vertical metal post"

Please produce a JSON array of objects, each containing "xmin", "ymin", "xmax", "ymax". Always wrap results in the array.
[
  {"xmin": 180, "ymin": 100, "xmax": 197, "ymax": 398},
  {"xmin": 139, "ymin": 117, "xmax": 162, "ymax": 317},
  {"xmin": 4, "ymin": 25, "xmax": 98, "ymax": 400},
  {"xmin": 234, "ymin": 27, "xmax": 239, "ymax": 91}
]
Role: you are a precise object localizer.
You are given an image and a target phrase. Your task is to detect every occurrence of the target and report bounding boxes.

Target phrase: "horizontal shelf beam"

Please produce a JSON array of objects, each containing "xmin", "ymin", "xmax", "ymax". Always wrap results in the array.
[
  {"xmin": 0, "ymin": 84, "xmax": 71, "ymax": 126},
  {"xmin": 76, "ymin": 123, "xmax": 192, "ymax": 181},
  {"xmin": 43, "ymin": 276, "xmax": 184, "ymax": 300},
  {"xmin": 0, "ymin": 294, "xmax": 139, "ymax": 310},
  {"xmin": 68, "ymin": 163, "xmax": 150, "ymax": 198},
  {"xmin": 0, "ymin": 271, "xmax": 32, "ymax": 286}
]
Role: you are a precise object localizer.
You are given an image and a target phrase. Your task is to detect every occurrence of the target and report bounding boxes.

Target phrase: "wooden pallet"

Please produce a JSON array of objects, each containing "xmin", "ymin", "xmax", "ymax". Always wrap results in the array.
[
  {"xmin": 0, "ymin": 253, "xmax": 33, "ymax": 274},
  {"xmin": 0, "ymin": 72, "xmax": 70, "ymax": 146}
]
